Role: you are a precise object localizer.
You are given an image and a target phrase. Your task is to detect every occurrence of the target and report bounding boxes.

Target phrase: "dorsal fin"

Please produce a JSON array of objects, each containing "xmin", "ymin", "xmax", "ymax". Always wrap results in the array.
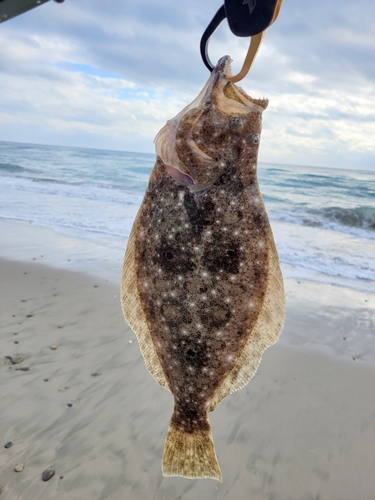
[{"xmin": 121, "ymin": 211, "xmax": 170, "ymax": 392}]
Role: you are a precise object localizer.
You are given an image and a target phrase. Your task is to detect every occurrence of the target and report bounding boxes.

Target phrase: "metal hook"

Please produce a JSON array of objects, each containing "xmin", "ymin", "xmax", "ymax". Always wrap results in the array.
[
  {"xmin": 200, "ymin": 0, "xmax": 282, "ymax": 82},
  {"xmin": 200, "ymin": 5, "xmax": 226, "ymax": 72}
]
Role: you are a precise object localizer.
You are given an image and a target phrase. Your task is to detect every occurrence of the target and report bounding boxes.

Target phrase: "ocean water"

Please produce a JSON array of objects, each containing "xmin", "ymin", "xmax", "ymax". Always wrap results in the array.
[{"xmin": 0, "ymin": 140, "xmax": 374, "ymax": 291}]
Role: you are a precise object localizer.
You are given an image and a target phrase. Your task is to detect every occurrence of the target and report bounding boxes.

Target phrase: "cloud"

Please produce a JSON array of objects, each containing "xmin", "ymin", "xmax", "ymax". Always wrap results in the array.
[{"xmin": 0, "ymin": 0, "xmax": 374, "ymax": 169}]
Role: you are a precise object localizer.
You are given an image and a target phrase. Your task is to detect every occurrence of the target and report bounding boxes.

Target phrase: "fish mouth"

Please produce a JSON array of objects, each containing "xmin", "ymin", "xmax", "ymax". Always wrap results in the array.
[
  {"xmin": 203, "ymin": 55, "xmax": 268, "ymax": 113},
  {"xmin": 154, "ymin": 55, "xmax": 268, "ymax": 188}
]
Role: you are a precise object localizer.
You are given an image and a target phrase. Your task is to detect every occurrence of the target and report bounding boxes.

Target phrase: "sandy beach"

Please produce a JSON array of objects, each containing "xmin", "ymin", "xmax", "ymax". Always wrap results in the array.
[{"xmin": 1, "ymin": 254, "xmax": 374, "ymax": 500}]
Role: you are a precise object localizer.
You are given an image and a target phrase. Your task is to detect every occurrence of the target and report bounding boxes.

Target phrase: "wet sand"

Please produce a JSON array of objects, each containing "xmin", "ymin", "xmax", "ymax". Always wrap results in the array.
[{"xmin": 1, "ymin": 257, "xmax": 374, "ymax": 500}]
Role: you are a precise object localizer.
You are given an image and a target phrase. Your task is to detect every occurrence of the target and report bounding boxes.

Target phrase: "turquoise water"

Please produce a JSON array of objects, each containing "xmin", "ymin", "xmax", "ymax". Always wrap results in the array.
[{"xmin": 1, "ymin": 140, "xmax": 374, "ymax": 289}]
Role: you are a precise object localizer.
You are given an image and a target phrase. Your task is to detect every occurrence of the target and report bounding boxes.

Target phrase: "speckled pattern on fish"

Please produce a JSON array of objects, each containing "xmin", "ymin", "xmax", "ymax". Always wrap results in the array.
[{"xmin": 121, "ymin": 56, "xmax": 285, "ymax": 481}]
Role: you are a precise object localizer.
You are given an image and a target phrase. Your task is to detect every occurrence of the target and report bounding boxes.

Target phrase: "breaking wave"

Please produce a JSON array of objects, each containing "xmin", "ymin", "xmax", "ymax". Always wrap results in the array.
[
  {"xmin": 0, "ymin": 163, "xmax": 27, "ymax": 174},
  {"xmin": 269, "ymin": 205, "xmax": 375, "ymax": 239},
  {"xmin": 314, "ymin": 206, "xmax": 375, "ymax": 231}
]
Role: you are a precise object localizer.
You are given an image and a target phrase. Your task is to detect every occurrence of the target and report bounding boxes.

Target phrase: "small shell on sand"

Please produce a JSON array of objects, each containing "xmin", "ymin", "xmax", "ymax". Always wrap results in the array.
[
  {"xmin": 4, "ymin": 442, "xmax": 13, "ymax": 449},
  {"xmin": 42, "ymin": 468, "xmax": 55, "ymax": 481},
  {"xmin": 50, "ymin": 345, "xmax": 58, "ymax": 350},
  {"xmin": 8, "ymin": 356, "xmax": 24, "ymax": 365},
  {"xmin": 14, "ymin": 464, "xmax": 24, "ymax": 472}
]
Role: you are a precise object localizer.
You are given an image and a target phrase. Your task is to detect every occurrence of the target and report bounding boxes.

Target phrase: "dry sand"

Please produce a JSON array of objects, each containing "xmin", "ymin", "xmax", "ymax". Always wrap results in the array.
[{"xmin": 1, "ymin": 257, "xmax": 375, "ymax": 500}]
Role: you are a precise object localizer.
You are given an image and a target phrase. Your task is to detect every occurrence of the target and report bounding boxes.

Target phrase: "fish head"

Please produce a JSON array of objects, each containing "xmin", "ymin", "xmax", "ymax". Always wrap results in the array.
[{"xmin": 155, "ymin": 56, "xmax": 268, "ymax": 191}]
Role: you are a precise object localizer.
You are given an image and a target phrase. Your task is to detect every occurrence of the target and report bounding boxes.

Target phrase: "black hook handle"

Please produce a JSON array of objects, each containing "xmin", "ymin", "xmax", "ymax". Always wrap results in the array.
[
  {"xmin": 225, "ymin": 0, "xmax": 280, "ymax": 37},
  {"xmin": 200, "ymin": 0, "xmax": 281, "ymax": 72}
]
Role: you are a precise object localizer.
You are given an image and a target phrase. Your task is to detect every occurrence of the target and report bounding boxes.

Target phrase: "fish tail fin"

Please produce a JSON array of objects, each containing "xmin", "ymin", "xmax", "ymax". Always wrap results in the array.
[{"xmin": 162, "ymin": 418, "xmax": 222, "ymax": 482}]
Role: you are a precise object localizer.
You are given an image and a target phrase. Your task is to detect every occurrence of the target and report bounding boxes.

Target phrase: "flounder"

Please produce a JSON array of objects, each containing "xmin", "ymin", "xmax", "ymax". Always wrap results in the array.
[{"xmin": 121, "ymin": 56, "xmax": 285, "ymax": 481}]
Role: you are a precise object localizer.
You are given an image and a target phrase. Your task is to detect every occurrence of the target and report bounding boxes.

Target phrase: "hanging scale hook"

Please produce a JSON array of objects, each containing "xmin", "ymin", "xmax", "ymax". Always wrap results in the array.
[{"xmin": 200, "ymin": 0, "xmax": 282, "ymax": 82}]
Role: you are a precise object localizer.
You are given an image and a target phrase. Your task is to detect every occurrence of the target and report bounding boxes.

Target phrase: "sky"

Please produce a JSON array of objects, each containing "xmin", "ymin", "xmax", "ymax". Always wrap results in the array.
[{"xmin": 0, "ymin": 0, "xmax": 374, "ymax": 170}]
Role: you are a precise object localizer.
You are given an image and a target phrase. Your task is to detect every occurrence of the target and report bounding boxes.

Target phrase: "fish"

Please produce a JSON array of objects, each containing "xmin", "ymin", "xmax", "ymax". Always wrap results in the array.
[{"xmin": 121, "ymin": 55, "xmax": 285, "ymax": 481}]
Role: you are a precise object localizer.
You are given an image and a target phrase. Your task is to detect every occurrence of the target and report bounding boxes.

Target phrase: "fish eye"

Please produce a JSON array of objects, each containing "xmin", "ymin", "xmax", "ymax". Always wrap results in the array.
[
  {"xmin": 230, "ymin": 117, "xmax": 243, "ymax": 127},
  {"xmin": 187, "ymin": 349, "xmax": 195, "ymax": 357},
  {"xmin": 249, "ymin": 133, "xmax": 260, "ymax": 145},
  {"xmin": 166, "ymin": 252, "xmax": 173, "ymax": 259}
]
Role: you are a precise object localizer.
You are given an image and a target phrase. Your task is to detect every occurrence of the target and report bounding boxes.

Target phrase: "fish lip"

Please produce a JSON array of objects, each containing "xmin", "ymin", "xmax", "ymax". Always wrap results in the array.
[
  {"xmin": 203, "ymin": 55, "xmax": 268, "ymax": 111},
  {"xmin": 215, "ymin": 55, "xmax": 232, "ymax": 73}
]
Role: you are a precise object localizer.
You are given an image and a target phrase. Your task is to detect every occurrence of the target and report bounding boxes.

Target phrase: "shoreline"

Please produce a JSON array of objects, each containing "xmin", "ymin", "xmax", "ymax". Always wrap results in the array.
[
  {"xmin": 1, "ymin": 216, "xmax": 374, "ymax": 293},
  {"xmin": 0, "ymin": 218, "xmax": 126, "ymax": 285},
  {"xmin": 1, "ymin": 216, "xmax": 374, "ymax": 367},
  {"xmin": 1, "ymin": 257, "xmax": 374, "ymax": 499}
]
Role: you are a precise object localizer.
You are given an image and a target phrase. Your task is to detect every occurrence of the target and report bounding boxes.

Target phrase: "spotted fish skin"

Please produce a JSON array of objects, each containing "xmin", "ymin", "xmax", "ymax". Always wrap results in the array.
[
  {"xmin": 136, "ymin": 159, "xmax": 269, "ymax": 423},
  {"xmin": 121, "ymin": 56, "xmax": 285, "ymax": 481}
]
